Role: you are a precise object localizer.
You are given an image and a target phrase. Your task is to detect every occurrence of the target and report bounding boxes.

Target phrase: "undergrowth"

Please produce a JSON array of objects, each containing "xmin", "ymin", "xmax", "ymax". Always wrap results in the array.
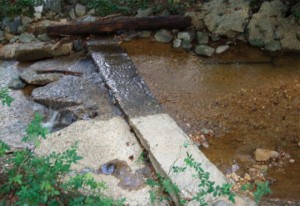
[
  {"xmin": 0, "ymin": 0, "xmax": 39, "ymax": 18},
  {"xmin": 0, "ymin": 88, "xmax": 124, "ymax": 205}
]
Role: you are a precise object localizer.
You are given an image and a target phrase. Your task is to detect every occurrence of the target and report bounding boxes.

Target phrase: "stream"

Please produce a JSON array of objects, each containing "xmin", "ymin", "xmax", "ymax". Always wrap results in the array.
[{"xmin": 122, "ymin": 38, "xmax": 300, "ymax": 201}]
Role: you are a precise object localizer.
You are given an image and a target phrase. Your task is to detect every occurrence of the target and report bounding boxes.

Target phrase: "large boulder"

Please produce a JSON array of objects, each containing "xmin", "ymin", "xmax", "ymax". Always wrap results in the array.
[
  {"xmin": 246, "ymin": 0, "xmax": 300, "ymax": 52},
  {"xmin": 203, "ymin": 0, "xmax": 250, "ymax": 38}
]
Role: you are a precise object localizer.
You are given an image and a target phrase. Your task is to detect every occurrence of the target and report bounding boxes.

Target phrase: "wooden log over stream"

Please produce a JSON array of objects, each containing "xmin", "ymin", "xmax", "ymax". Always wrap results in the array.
[{"xmin": 46, "ymin": 15, "xmax": 191, "ymax": 36}]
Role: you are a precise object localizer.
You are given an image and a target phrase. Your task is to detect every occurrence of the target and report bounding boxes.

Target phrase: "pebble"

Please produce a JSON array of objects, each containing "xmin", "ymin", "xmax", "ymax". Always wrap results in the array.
[
  {"xmin": 289, "ymin": 159, "xmax": 295, "ymax": 163},
  {"xmin": 216, "ymin": 45, "xmax": 230, "ymax": 54}
]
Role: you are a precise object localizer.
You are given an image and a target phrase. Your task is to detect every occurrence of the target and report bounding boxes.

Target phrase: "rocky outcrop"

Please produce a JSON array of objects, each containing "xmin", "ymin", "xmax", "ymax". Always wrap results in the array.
[
  {"xmin": 203, "ymin": 0, "xmax": 250, "ymax": 38},
  {"xmin": 247, "ymin": 0, "xmax": 300, "ymax": 52}
]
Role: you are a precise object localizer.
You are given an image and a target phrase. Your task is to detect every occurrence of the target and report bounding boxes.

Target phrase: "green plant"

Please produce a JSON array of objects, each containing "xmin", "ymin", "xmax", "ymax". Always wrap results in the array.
[
  {"xmin": 0, "ymin": 111, "xmax": 124, "ymax": 205},
  {"xmin": 241, "ymin": 181, "xmax": 272, "ymax": 204},
  {"xmin": 0, "ymin": 0, "xmax": 38, "ymax": 18},
  {"xmin": 146, "ymin": 151, "xmax": 236, "ymax": 206},
  {"xmin": 0, "ymin": 87, "xmax": 13, "ymax": 107}
]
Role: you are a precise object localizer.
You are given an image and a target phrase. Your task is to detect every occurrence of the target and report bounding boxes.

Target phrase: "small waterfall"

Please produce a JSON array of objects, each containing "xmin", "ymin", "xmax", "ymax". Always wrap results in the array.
[{"xmin": 42, "ymin": 111, "xmax": 59, "ymax": 131}]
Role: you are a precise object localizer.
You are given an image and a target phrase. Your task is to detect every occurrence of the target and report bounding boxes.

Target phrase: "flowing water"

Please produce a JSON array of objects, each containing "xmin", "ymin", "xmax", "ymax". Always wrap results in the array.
[{"xmin": 122, "ymin": 39, "xmax": 300, "ymax": 201}]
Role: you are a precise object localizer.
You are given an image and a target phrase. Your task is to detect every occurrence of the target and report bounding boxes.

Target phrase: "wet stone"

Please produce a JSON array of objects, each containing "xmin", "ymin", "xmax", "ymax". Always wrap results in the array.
[
  {"xmin": 177, "ymin": 31, "xmax": 194, "ymax": 41},
  {"xmin": 195, "ymin": 45, "xmax": 215, "ymax": 56},
  {"xmin": 37, "ymin": 33, "xmax": 51, "ymax": 42},
  {"xmin": 88, "ymin": 39, "xmax": 163, "ymax": 118},
  {"xmin": 154, "ymin": 29, "xmax": 173, "ymax": 43},
  {"xmin": 264, "ymin": 41, "xmax": 281, "ymax": 52},
  {"xmin": 216, "ymin": 45, "xmax": 230, "ymax": 54}
]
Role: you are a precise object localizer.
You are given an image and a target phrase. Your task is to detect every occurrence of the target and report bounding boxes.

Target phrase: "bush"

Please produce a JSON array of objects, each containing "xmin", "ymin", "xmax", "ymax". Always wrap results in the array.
[
  {"xmin": 0, "ymin": 89, "xmax": 124, "ymax": 205},
  {"xmin": 0, "ymin": 0, "xmax": 37, "ymax": 18}
]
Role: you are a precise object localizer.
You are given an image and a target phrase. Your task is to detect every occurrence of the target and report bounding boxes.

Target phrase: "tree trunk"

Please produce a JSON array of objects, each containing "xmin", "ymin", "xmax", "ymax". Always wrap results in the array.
[{"xmin": 46, "ymin": 15, "xmax": 191, "ymax": 36}]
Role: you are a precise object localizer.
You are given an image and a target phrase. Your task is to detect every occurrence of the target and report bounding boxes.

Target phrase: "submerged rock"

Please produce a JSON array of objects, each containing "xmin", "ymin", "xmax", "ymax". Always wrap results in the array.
[{"xmin": 154, "ymin": 29, "xmax": 173, "ymax": 43}]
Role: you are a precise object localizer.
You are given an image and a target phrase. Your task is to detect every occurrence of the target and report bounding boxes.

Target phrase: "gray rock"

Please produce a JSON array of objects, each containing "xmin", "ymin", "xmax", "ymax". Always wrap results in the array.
[
  {"xmin": 37, "ymin": 33, "xmax": 51, "ymax": 42},
  {"xmin": 20, "ymin": 70, "xmax": 63, "ymax": 85},
  {"xmin": 177, "ymin": 31, "xmax": 194, "ymax": 41},
  {"xmin": 4, "ymin": 32, "xmax": 15, "ymax": 42},
  {"xmin": 17, "ymin": 25, "xmax": 25, "ymax": 33},
  {"xmin": 0, "ymin": 30, "xmax": 4, "ymax": 41},
  {"xmin": 136, "ymin": 8, "xmax": 152, "ymax": 18},
  {"xmin": 195, "ymin": 45, "xmax": 215, "ymax": 56},
  {"xmin": 154, "ymin": 29, "xmax": 173, "ymax": 43},
  {"xmin": 159, "ymin": 9, "xmax": 171, "ymax": 17},
  {"xmin": 32, "ymin": 74, "xmax": 112, "ymax": 110},
  {"xmin": 44, "ymin": 0, "xmax": 62, "ymax": 13},
  {"xmin": 79, "ymin": 15, "xmax": 96, "ymax": 22},
  {"xmin": 264, "ymin": 41, "xmax": 281, "ymax": 51},
  {"xmin": 1, "ymin": 17, "xmax": 11, "ymax": 30},
  {"xmin": 7, "ymin": 17, "xmax": 22, "ymax": 35},
  {"xmin": 73, "ymin": 39, "xmax": 84, "ymax": 51},
  {"xmin": 8, "ymin": 78, "xmax": 26, "ymax": 90},
  {"xmin": 140, "ymin": 31, "xmax": 151, "ymax": 38},
  {"xmin": 75, "ymin": 3, "xmax": 86, "ymax": 17},
  {"xmin": 216, "ymin": 45, "xmax": 230, "ymax": 54},
  {"xmin": 297, "ymin": 32, "xmax": 300, "ymax": 41},
  {"xmin": 173, "ymin": 38, "xmax": 182, "ymax": 48},
  {"xmin": 249, "ymin": 39, "xmax": 264, "ymax": 48},
  {"xmin": 204, "ymin": 0, "xmax": 250, "ymax": 38},
  {"xmin": 34, "ymin": 12, "xmax": 42, "ymax": 20},
  {"xmin": 19, "ymin": 33, "xmax": 35, "ymax": 43},
  {"xmin": 196, "ymin": 31, "xmax": 209, "ymax": 44},
  {"xmin": 22, "ymin": 16, "xmax": 33, "ymax": 27},
  {"xmin": 182, "ymin": 39, "xmax": 192, "ymax": 50},
  {"xmin": 213, "ymin": 200, "xmax": 231, "ymax": 206},
  {"xmin": 1, "ymin": 42, "xmax": 73, "ymax": 61},
  {"xmin": 34, "ymin": 5, "xmax": 44, "ymax": 13},
  {"xmin": 69, "ymin": 8, "xmax": 76, "ymax": 20},
  {"xmin": 9, "ymin": 35, "xmax": 19, "ymax": 43},
  {"xmin": 87, "ymin": 9, "xmax": 96, "ymax": 15},
  {"xmin": 247, "ymin": 0, "xmax": 287, "ymax": 47}
]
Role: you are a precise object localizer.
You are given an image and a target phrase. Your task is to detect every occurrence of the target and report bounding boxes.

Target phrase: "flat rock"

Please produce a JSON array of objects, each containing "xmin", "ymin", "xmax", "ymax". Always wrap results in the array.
[
  {"xmin": 35, "ymin": 117, "xmax": 157, "ymax": 205},
  {"xmin": 0, "ymin": 42, "xmax": 73, "ymax": 61},
  {"xmin": 88, "ymin": 39, "xmax": 162, "ymax": 118},
  {"xmin": 32, "ymin": 73, "xmax": 114, "ymax": 114},
  {"xmin": 20, "ymin": 70, "xmax": 63, "ymax": 85}
]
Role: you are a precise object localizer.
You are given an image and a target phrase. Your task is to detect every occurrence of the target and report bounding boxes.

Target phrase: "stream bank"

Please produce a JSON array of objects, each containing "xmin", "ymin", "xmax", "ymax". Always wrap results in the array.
[{"xmin": 122, "ymin": 38, "xmax": 300, "ymax": 203}]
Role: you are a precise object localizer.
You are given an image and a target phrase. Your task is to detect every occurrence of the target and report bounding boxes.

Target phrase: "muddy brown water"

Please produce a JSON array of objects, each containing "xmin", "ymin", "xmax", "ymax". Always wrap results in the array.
[{"xmin": 122, "ymin": 39, "xmax": 300, "ymax": 201}]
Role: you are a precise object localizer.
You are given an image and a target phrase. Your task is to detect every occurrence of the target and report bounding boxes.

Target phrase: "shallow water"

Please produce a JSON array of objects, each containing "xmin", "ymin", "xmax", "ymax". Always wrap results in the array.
[{"xmin": 122, "ymin": 39, "xmax": 300, "ymax": 200}]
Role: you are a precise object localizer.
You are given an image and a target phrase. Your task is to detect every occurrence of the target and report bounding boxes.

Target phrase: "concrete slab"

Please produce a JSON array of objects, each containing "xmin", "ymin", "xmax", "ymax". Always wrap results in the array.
[
  {"xmin": 87, "ymin": 39, "xmax": 163, "ymax": 118},
  {"xmin": 130, "ymin": 113, "xmax": 256, "ymax": 206},
  {"xmin": 36, "ymin": 117, "xmax": 159, "ymax": 206}
]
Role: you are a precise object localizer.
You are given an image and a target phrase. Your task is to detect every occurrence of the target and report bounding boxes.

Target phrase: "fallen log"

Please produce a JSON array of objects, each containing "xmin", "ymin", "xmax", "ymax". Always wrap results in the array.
[{"xmin": 47, "ymin": 15, "xmax": 191, "ymax": 36}]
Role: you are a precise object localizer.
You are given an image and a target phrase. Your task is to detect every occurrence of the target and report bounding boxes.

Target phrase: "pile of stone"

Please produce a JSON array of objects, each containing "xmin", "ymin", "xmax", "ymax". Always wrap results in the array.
[{"xmin": 152, "ymin": 0, "xmax": 300, "ymax": 56}]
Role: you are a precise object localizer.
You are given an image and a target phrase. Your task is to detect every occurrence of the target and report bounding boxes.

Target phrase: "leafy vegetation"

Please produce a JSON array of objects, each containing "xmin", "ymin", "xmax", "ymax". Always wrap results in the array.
[
  {"xmin": 146, "ymin": 151, "xmax": 236, "ymax": 206},
  {"xmin": 0, "ymin": 87, "xmax": 13, "ymax": 106},
  {"xmin": 0, "ymin": 88, "xmax": 124, "ymax": 205},
  {"xmin": 0, "ymin": 0, "xmax": 39, "ymax": 18},
  {"xmin": 241, "ymin": 181, "xmax": 272, "ymax": 204}
]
